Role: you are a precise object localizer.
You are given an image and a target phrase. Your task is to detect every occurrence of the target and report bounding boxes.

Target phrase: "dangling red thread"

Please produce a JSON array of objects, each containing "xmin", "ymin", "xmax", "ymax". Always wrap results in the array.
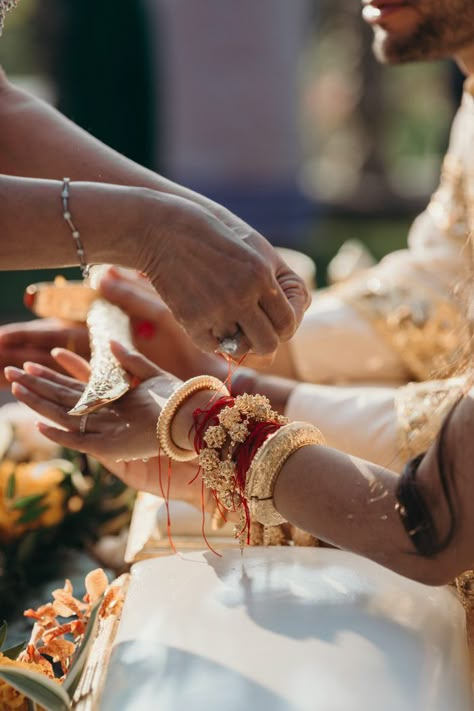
[
  {"xmin": 157, "ymin": 447, "xmax": 177, "ymax": 555},
  {"xmin": 201, "ymin": 479, "xmax": 221, "ymax": 557}
]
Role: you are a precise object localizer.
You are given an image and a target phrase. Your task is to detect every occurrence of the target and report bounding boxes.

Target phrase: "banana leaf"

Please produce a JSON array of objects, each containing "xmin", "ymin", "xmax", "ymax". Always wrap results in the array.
[{"xmin": 0, "ymin": 666, "xmax": 71, "ymax": 711}]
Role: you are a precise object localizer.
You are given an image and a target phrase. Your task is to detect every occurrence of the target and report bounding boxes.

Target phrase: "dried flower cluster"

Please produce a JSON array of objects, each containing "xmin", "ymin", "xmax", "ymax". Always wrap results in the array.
[{"xmin": 0, "ymin": 568, "xmax": 124, "ymax": 709}]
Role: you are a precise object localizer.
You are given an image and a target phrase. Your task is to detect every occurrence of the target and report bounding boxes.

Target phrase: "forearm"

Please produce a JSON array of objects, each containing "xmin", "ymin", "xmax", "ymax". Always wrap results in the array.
[
  {"xmin": 173, "ymin": 384, "xmax": 466, "ymax": 585},
  {"xmin": 273, "ymin": 446, "xmax": 430, "ymax": 581},
  {"xmin": 0, "ymin": 174, "xmax": 161, "ymax": 271},
  {"xmin": 0, "ymin": 73, "xmax": 236, "ymax": 224}
]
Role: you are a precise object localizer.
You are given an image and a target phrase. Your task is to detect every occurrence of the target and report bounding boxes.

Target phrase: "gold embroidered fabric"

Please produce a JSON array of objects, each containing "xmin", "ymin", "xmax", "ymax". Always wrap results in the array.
[
  {"xmin": 339, "ymin": 279, "xmax": 469, "ymax": 381},
  {"xmin": 427, "ymin": 154, "xmax": 471, "ymax": 244},
  {"xmin": 338, "ymin": 92, "xmax": 473, "ymax": 381},
  {"xmin": 455, "ymin": 570, "xmax": 474, "ymax": 676},
  {"xmin": 395, "ymin": 377, "xmax": 464, "ymax": 460}
]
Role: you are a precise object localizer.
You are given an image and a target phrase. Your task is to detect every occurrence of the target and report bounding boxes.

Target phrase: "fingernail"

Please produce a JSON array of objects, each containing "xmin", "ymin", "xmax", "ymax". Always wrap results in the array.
[
  {"xmin": 12, "ymin": 382, "xmax": 28, "ymax": 396},
  {"xmin": 51, "ymin": 348, "xmax": 62, "ymax": 358},
  {"xmin": 4, "ymin": 366, "xmax": 23, "ymax": 381},
  {"xmin": 23, "ymin": 362, "xmax": 41, "ymax": 375},
  {"xmin": 110, "ymin": 340, "xmax": 127, "ymax": 351}
]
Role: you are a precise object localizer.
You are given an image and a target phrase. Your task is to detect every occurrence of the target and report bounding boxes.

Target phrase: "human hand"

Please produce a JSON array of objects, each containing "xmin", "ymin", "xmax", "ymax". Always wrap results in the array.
[
  {"xmin": 99, "ymin": 455, "xmax": 206, "ymax": 505},
  {"xmin": 136, "ymin": 194, "xmax": 311, "ymax": 357},
  {"xmin": 0, "ymin": 318, "xmax": 89, "ymax": 387},
  {"xmin": 98, "ymin": 267, "xmax": 227, "ymax": 381},
  {"xmin": 4, "ymin": 344, "xmax": 182, "ymax": 462}
]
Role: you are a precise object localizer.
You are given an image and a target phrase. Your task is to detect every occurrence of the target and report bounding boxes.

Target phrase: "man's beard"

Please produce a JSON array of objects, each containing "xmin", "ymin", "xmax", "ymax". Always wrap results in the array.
[{"xmin": 373, "ymin": 3, "xmax": 474, "ymax": 65}]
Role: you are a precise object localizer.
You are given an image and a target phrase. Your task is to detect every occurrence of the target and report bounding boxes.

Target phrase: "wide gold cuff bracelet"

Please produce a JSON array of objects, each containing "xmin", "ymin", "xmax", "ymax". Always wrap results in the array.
[
  {"xmin": 157, "ymin": 375, "xmax": 230, "ymax": 462},
  {"xmin": 245, "ymin": 421, "xmax": 326, "ymax": 526}
]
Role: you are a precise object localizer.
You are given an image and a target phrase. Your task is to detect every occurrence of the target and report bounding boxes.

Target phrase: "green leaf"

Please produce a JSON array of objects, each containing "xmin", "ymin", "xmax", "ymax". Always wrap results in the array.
[
  {"xmin": 6, "ymin": 473, "xmax": 16, "ymax": 499},
  {"xmin": 0, "ymin": 621, "xmax": 7, "ymax": 649},
  {"xmin": 2, "ymin": 640, "xmax": 27, "ymax": 660},
  {"xmin": 12, "ymin": 493, "xmax": 46, "ymax": 510},
  {"xmin": 17, "ymin": 505, "xmax": 49, "ymax": 525},
  {"xmin": 0, "ymin": 666, "xmax": 71, "ymax": 711},
  {"xmin": 62, "ymin": 598, "xmax": 102, "ymax": 697}
]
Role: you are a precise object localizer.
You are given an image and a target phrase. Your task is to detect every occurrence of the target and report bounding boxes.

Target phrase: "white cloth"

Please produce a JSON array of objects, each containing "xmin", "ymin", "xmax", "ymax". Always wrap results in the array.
[
  {"xmin": 285, "ymin": 91, "xmax": 473, "ymax": 470},
  {"xmin": 286, "ymin": 382, "xmax": 404, "ymax": 471},
  {"xmin": 289, "ymin": 293, "xmax": 410, "ymax": 384}
]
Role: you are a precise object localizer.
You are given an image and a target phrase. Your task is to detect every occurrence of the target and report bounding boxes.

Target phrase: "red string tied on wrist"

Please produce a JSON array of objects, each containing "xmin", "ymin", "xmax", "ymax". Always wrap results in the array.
[{"xmin": 192, "ymin": 395, "xmax": 284, "ymax": 546}]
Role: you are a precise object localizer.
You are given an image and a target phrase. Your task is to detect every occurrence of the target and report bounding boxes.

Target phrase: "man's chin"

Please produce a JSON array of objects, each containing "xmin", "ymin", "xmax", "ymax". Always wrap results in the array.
[{"xmin": 373, "ymin": 28, "xmax": 442, "ymax": 64}]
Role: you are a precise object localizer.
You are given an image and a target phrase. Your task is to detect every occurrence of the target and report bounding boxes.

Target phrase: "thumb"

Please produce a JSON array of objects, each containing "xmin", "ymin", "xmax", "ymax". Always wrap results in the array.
[
  {"xmin": 276, "ymin": 271, "xmax": 311, "ymax": 332},
  {"xmin": 110, "ymin": 341, "xmax": 163, "ymax": 381}
]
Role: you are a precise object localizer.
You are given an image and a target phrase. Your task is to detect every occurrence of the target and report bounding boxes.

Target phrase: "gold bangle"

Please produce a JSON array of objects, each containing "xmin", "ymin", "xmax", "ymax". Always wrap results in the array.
[
  {"xmin": 245, "ymin": 421, "xmax": 325, "ymax": 526},
  {"xmin": 157, "ymin": 376, "xmax": 229, "ymax": 462}
]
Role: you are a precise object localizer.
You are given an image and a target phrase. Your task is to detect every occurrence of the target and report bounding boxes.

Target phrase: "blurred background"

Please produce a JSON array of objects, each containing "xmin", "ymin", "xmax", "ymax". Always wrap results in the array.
[{"xmin": 0, "ymin": 0, "xmax": 463, "ymax": 317}]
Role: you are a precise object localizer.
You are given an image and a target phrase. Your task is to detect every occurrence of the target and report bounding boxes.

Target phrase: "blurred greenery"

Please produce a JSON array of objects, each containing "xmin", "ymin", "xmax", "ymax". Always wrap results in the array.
[
  {"xmin": 305, "ymin": 215, "xmax": 411, "ymax": 287},
  {"xmin": 0, "ymin": 0, "xmax": 36, "ymax": 73}
]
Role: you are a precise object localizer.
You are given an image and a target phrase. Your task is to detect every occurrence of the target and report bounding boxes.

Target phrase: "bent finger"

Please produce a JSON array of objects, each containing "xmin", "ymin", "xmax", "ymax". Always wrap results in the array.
[
  {"xmin": 6, "ymin": 368, "xmax": 82, "ymax": 409},
  {"xmin": 99, "ymin": 268, "xmax": 161, "ymax": 320},
  {"xmin": 21, "ymin": 362, "xmax": 85, "ymax": 392},
  {"xmin": 11, "ymin": 381, "xmax": 83, "ymax": 430},
  {"xmin": 110, "ymin": 341, "xmax": 163, "ymax": 380},
  {"xmin": 259, "ymin": 279, "xmax": 297, "ymax": 343},
  {"xmin": 51, "ymin": 348, "xmax": 91, "ymax": 382},
  {"xmin": 238, "ymin": 307, "xmax": 280, "ymax": 356}
]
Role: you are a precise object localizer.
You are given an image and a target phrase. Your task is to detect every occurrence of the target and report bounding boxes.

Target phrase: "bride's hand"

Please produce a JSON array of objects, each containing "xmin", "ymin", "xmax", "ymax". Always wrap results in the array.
[
  {"xmin": 4, "ymin": 344, "xmax": 183, "ymax": 462},
  {"xmin": 98, "ymin": 267, "xmax": 227, "ymax": 381},
  {"xmin": 99, "ymin": 455, "xmax": 206, "ymax": 506}
]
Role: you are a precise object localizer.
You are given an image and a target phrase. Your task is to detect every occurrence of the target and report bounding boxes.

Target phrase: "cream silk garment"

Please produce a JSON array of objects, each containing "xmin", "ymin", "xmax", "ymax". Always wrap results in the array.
[{"xmin": 285, "ymin": 85, "xmax": 474, "ymax": 471}]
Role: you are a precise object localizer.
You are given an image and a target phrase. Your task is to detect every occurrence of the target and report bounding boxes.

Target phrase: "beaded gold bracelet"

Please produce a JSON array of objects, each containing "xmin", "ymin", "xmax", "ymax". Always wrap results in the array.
[
  {"xmin": 245, "ymin": 422, "xmax": 326, "ymax": 526},
  {"xmin": 157, "ymin": 376, "xmax": 230, "ymax": 462}
]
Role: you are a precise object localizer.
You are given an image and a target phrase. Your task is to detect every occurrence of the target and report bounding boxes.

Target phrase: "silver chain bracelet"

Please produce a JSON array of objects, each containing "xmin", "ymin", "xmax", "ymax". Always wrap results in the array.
[{"xmin": 61, "ymin": 178, "xmax": 90, "ymax": 279}]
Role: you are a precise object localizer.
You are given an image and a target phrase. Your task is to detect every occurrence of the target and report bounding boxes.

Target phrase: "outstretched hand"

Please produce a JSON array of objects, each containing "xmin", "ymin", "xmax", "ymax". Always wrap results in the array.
[
  {"xmin": 100, "ymin": 455, "xmax": 206, "ymax": 506},
  {"xmin": 4, "ymin": 343, "xmax": 183, "ymax": 463},
  {"xmin": 0, "ymin": 318, "xmax": 89, "ymax": 387}
]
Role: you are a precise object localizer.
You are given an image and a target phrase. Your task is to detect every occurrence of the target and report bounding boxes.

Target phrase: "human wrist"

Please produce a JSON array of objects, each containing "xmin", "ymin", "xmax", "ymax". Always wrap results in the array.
[
  {"xmin": 171, "ymin": 388, "xmax": 217, "ymax": 452},
  {"xmin": 232, "ymin": 369, "xmax": 294, "ymax": 416},
  {"xmin": 69, "ymin": 183, "xmax": 166, "ymax": 269}
]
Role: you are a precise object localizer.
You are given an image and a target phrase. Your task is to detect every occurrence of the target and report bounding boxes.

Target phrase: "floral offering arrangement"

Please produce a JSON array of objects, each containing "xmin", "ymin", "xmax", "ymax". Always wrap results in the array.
[
  {"xmin": 0, "ymin": 403, "xmax": 134, "ymax": 611},
  {"xmin": 0, "ymin": 568, "xmax": 125, "ymax": 710}
]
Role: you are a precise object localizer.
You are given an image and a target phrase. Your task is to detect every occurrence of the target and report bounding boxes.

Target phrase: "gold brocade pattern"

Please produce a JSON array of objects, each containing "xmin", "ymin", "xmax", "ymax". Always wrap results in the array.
[
  {"xmin": 455, "ymin": 571, "xmax": 474, "ymax": 675},
  {"xmin": 427, "ymin": 155, "xmax": 470, "ymax": 244},
  {"xmin": 339, "ymin": 279, "xmax": 469, "ymax": 381},
  {"xmin": 338, "ymin": 91, "xmax": 473, "ymax": 381},
  {"xmin": 395, "ymin": 378, "xmax": 464, "ymax": 460}
]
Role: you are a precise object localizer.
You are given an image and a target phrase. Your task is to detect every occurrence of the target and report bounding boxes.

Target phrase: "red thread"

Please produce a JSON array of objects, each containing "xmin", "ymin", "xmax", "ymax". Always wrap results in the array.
[
  {"xmin": 192, "ymin": 396, "xmax": 235, "ymax": 453},
  {"xmin": 201, "ymin": 479, "xmax": 221, "ymax": 557},
  {"xmin": 157, "ymin": 447, "xmax": 177, "ymax": 555},
  {"xmin": 191, "ymin": 391, "xmax": 283, "ymax": 545}
]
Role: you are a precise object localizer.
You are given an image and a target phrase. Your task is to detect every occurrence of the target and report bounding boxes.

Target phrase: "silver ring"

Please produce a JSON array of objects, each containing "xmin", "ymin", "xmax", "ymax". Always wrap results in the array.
[
  {"xmin": 79, "ymin": 414, "xmax": 89, "ymax": 435},
  {"xmin": 218, "ymin": 328, "xmax": 242, "ymax": 356}
]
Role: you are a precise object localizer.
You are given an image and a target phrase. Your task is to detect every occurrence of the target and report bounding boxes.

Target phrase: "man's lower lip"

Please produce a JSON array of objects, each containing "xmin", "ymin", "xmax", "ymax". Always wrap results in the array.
[{"xmin": 362, "ymin": 4, "xmax": 407, "ymax": 24}]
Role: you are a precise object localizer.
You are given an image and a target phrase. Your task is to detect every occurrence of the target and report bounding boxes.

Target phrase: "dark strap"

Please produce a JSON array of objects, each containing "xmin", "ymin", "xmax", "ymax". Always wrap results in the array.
[{"xmin": 396, "ymin": 454, "xmax": 440, "ymax": 557}]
